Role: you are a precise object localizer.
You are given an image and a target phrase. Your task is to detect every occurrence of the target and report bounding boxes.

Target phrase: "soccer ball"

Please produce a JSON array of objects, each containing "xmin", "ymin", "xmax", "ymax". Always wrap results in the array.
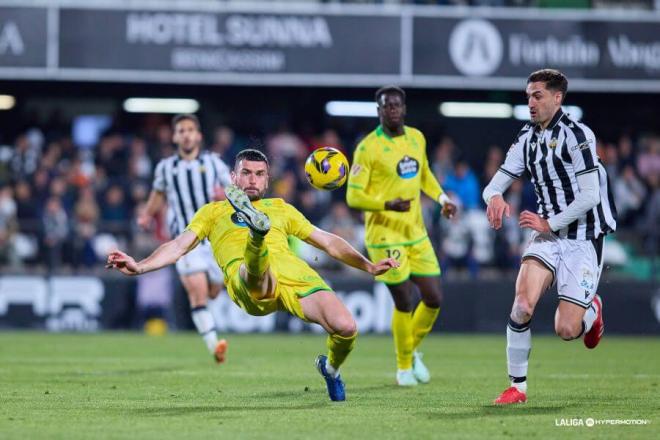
[{"xmin": 304, "ymin": 147, "xmax": 349, "ymax": 191}]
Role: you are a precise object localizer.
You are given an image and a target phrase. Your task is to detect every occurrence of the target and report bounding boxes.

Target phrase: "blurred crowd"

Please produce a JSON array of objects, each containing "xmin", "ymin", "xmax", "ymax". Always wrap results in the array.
[{"xmin": 0, "ymin": 116, "xmax": 657, "ymax": 279}]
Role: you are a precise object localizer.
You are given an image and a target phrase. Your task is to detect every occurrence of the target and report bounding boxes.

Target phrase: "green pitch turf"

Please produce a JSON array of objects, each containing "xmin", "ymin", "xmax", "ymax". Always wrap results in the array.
[{"xmin": 0, "ymin": 333, "xmax": 658, "ymax": 439}]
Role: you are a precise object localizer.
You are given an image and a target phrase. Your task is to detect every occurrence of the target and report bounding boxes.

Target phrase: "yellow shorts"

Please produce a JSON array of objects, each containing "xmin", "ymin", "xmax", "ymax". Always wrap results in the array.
[
  {"xmin": 225, "ymin": 261, "xmax": 331, "ymax": 321},
  {"xmin": 366, "ymin": 236, "xmax": 441, "ymax": 285}
]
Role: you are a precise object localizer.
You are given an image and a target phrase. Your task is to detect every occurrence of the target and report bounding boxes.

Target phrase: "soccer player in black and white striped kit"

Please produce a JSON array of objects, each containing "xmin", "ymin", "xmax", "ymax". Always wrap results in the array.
[
  {"xmin": 483, "ymin": 69, "xmax": 617, "ymax": 404},
  {"xmin": 138, "ymin": 114, "xmax": 231, "ymax": 363}
]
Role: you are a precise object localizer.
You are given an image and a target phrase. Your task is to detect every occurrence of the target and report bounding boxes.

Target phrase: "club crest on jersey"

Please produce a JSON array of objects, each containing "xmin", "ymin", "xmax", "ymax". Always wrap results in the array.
[
  {"xmin": 397, "ymin": 156, "xmax": 419, "ymax": 179},
  {"xmin": 549, "ymin": 138, "xmax": 558, "ymax": 149},
  {"xmin": 231, "ymin": 212, "xmax": 248, "ymax": 228}
]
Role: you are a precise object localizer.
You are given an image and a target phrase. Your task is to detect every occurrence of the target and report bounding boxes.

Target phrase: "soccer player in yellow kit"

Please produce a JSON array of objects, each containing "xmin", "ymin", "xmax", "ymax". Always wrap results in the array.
[
  {"xmin": 347, "ymin": 86, "xmax": 457, "ymax": 386},
  {"xmin": 107, "ymin": 149, "xmax": 398, "ymax": 401}
]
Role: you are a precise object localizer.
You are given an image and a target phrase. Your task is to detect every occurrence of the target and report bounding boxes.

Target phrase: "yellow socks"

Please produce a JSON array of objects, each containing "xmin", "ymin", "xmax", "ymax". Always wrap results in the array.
[
  {"xmin": 327, "ymin": 332, "xmax": 357, "ymax": 370},
  {"xmin": 392, "ymin": 308, "xmax": 413, "ymax": 370},
  {"xmin": 244, "ymin": 233, "xmax": 269, "ymax": 277},
  {"xmin": 412, "ymin": 303, "xmax": 440, "ymax": 350}
]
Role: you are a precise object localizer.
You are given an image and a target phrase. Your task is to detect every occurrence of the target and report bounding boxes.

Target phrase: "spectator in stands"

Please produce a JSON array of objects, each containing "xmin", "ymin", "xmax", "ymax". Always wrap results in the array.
[
  {"xmin": 128, "ymin": 136, "xmax": 152, "ymax": 182},
  {"xmin": 71, "ymin": 186, "xmax": 100, "ymax": 268},
  {"xmin": 42, "ymin": 196, "xmax": 69, "ymax": 270},
  {"xmin": 483, "ymin": 145, "xmax": 504, "ymax": 183},
  {"xmin": 443, "ymin": 156, "xmax": 481, "ymax": 210},
  {"xmin": 432, "ymin": 136, "xmax": 456, "ymax": 184},
  {"xmin": 614, "ymin": 164, "xmax": 647, "ymax": 226},
  {"xmin": 0, "ymin": 183, "xmax": 17, "ymax": 265},
  {"xmin": 100, "ymin": 184, "xmax": 130, "ymax": 239},
  {"xmin": 637, "ymin": 134, "xmax": 660, "ymax": 184},
  {"xmin": 210, "ymin": 125, "xmax": 240, "ymax": 162},
  {"xmin": 10, "ymin": 131, "xmax": 41, "ymax": 179}
]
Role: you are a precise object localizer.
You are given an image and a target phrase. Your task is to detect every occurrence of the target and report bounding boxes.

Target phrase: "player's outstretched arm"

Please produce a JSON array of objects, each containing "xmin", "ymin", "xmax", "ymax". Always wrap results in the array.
[
  {"xmin": 305, "ymin": 228, "xmax": 399, "ymax": 275},
  {"xmin": 106, "ymin": 231, "xmax": 200, "ymax": 276}
]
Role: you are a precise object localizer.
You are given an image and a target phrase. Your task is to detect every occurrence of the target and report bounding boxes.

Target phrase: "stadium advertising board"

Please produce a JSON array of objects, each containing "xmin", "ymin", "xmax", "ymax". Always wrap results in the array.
[
  {"xmin": 1, "ymin": 2, "xmax": 660, "ymax": 91},
  {"xmin": 0, "ymin": 275, "xmax": 656, "ymax": 334},
  {"xmin": 0, "ymin": 7, "xmax": 48, "ymax": 68},
  {"xmin": 413, "ymin": 14, "xmax": 660, "ymax": 90},
  {"xmin": 58, "ymin": 9, "xmax": 400, "ymax": 77}
]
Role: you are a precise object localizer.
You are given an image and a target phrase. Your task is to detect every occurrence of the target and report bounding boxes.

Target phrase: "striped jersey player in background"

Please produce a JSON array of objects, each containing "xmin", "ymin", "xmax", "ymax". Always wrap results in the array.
[
  {"xmin": 138, "ymin": 114, "xmax": 231, "ymax": 363},
  {"xmin": 483, "ymin": 69, "xmax": 617, "ymax": 404}
]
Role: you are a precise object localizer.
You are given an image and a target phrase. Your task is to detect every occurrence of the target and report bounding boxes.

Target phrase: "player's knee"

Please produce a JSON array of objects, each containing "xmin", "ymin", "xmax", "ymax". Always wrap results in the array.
[
  {"xmin": 334, "ymin": 316, "xmax": 357, "ymax": 337},
  {"xmin": 422, "ymin": 289, "xmax": 442, "ymax": 308},
  {"xmin": 392, "ymin": 296, "xmax": 414, "ymax": 312},
  {"xmin": 555, "ymin": 322, "xmax": 581, "ymax": 341},
  {"xmin": 511, "ymin": 298, "xmax": 533, "ymax": 323}
]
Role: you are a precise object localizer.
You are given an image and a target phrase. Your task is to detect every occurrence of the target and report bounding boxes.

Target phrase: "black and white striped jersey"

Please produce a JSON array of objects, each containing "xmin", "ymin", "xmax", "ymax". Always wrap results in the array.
[
  {"xmin": 499, "ymin": 110, "xmax": 617, "ymax": 240},
  {"xmin": 153, "ymin": 151, "xmax": 231, "ymax": 237}
]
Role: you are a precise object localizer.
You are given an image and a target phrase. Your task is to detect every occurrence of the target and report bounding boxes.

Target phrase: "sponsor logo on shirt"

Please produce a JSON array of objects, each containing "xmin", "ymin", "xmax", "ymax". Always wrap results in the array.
[
  {"xmin": 572, "ymin": 139, "xmax": 593, "ymax": 151},
  {"xmin": 397, "ymin": 156, "xmax": 419, "ymax": 179},
  {"xmin": 351, "ymin": 164, "xmax": 362, "ymax": 176}
]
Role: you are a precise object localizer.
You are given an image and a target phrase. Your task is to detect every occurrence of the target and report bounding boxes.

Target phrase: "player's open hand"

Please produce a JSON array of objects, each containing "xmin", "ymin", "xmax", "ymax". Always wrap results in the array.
[
  {"xmin": 369, "ymin": 258, "xmax": 400, "ymax": 276},
  {"xmin": 519, "ymin": 210, "xmax": 551, "ymax": 233},
  {"xmin": 441, "ymin": 201, "xmax": 458, "ymax": 219},
  {"xmin": 106, "ymin": 250, "xmax": 141, "ymax": 276},
  {"xmin": 486, "ymin": 195, "xmax": 510, "ymax": 230},
  {"xmin": 385, "ymin": 198, "xmax": 412, "ymax": 212}
]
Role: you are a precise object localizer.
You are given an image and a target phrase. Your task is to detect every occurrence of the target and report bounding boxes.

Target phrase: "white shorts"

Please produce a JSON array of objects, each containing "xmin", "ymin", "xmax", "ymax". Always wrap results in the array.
[
  {"xmin": 522, "ymin": 232, "xmax": 603, "ymax": 309},
  {"xmin": 175, "ymin": 241, "xmax": 223, "ymax": 285}
]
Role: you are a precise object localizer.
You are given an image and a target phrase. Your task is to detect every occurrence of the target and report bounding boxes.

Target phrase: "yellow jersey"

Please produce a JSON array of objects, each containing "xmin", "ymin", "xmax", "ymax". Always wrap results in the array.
[
  {"xmin": 186, "ymin": 198, "xmax": 324, "ymax": 288},
  {"xmin": 346, "ymin": 125, "xmax": 444, "ymax": 247}
]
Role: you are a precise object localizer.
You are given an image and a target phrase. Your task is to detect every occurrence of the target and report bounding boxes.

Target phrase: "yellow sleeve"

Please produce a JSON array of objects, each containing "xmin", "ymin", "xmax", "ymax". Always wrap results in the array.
[
  {"xmin": 346, "ymin": 142, "xmax": 386, "ymax": 211},
  {"xmin": 285, "ymin": 203, "xmax": 315, "ymax": 240},
  {"xmin": 186, "ymin": 204, "xmax": 214, "ymax": 241},
  {"xmin": 419, "ymin": 133, "xmax": 444, "ymax": 201}
]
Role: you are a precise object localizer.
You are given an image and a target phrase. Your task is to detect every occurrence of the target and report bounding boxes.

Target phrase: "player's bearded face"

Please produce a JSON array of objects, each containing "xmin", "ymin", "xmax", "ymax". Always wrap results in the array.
[
  {"xmin": 378, "ymin": 93, "xmax": 406, "ymax": 129},
  {"xmin": 232, "ymin": 160, "xmax": 269, "ymax": 201},
  {"xmin": 526, "ymin": 82, "xmax": 562, "ymax": 126},
  {"xmin": 173, "ymin": 120, "xmax": 202, "ymax": 154}
]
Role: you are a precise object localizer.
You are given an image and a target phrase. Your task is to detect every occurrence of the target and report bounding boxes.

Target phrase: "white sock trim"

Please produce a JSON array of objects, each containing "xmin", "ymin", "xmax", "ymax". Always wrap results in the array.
[
  {"xmin": 583, "ymin": 303, "xmax": 598, "ymax": 334},
  {"xmin": 325, "ymin": 359, "xmax": 339, "ymax": 378}
]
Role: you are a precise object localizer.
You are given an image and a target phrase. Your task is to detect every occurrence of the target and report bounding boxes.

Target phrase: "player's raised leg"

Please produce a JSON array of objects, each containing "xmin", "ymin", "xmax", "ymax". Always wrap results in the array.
[
  {"xmin": 410, "ymin": 275, "xmax": 442, "ymax": 384},
  {"xmin": 301, "ymin": 291, "xmax": 357, "ymax": 402},
  {"xmin": 225, "ymin": 184, "xmax": 275, "ymax": 298},
  {"xmin": 180, "ymin": 272, "xmax": 228, "ymax": 363},
  {"xmin": 494, "ymin": 258, "xmax": 552, "ymax": 405}
]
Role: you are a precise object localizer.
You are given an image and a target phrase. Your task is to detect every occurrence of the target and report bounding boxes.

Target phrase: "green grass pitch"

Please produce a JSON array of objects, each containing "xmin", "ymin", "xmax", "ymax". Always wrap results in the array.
[{"xmin": 1, "ymin": 332, "xmax": 658, "ymax": 439}]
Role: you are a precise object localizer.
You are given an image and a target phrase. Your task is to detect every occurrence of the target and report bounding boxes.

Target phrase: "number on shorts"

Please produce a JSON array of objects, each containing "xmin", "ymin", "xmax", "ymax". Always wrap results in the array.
[{"xmin": 386, "ymin": 249, "xmax": 401, "ymax": 260}]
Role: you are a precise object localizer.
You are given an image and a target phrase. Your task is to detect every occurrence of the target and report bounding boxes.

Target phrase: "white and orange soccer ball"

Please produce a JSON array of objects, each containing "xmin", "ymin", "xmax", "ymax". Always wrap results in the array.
[{"xmin": 304, "ymin": 147, "xmax": 349, "ymax": 191}]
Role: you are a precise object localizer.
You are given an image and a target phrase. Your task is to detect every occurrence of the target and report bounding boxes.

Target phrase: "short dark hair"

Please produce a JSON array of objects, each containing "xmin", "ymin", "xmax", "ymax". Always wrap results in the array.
[
  {"xmin": 375, "ymin": 85, "xmax": 406, "ymax": 104},
  {"xmin": 234, "ymin": 149, "xmax": 269, "ymax": 169},
  {"xmin": 171, "ymin": 114, "xmax": 201, "ymax": 131},
  {"xmin": 527, "ymin": 69, "xmax": 568, "ymax": 102}
]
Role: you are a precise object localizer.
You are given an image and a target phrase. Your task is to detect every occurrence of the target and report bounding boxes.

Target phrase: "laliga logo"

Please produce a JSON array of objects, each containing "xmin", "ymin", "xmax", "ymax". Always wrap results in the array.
[{"xmin": 449, "ymin": 19, "xmax": 503, "ymax": 77}]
